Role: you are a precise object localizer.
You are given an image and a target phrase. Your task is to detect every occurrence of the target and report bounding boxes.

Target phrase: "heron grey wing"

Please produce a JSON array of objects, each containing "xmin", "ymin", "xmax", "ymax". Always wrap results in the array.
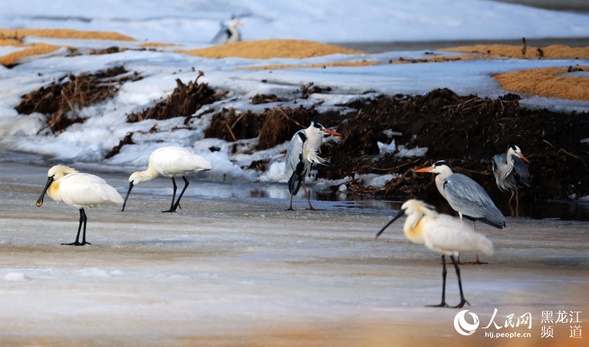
[
  {"xmin": 513, "ymin": 156, "xmax": 531, "ymax": 187},
  {"xmin": 285, "ymin": 130, "xmax": 305, "ymax": 177},
  {"xmin": 492, "ymin": 154, "xmax": 506, "ymax": 188},
  {"xmin": 444, "ymin": 174, "xmax": 505, "ymax": 228},
  {"xmin": 445, "ymin": 174, "xmax": 505, "ymax": 228},
  {"xmin": 492, "ymin": 153, "xmax": 517, "ymax": 190},
  {"xmin": 211, "ymin": 26, "xmax": 230, "ymax": 44},
  {"xmin": 285, "ymin": 131, "xmax": 309, "ymax": 195}
]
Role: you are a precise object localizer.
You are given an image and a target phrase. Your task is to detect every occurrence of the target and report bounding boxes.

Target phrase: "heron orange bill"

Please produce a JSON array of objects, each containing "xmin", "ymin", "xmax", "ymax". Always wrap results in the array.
[
  {"xmin": 414, "ymin": 166, "xmax": 433, "ymax": 173},
  {"xmin": 375, "ymin": 210, "xmax": 404, "ymax": 239},
  {"xmin": 322, "ymin": 129, "xmax": 341, "ymax": 136},
  {"xmin": 518, "ymin": 153, "xmax": 531, "ymax": 164}
]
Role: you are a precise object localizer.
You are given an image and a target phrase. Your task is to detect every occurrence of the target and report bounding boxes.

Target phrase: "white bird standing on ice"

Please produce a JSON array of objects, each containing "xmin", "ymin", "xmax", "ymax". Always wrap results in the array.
[
  {"xmin": 492, "ymin": 145, "xmax": 531, "ymax": 207},
  {"xmin": 122, "ymin": 147, "xmax": 212, "ymax": 213},
  {"xmin": 285, "ymin": 121, "xmax": 341, "ymax": 210},
  {"xmin": 211, "ymin": 16, "xmax": 242, "ymax": 44},
  {"xmin": 376, "ymin": 199, "xmax": 494, "ymax": 308},
  {"xmin": 415, "ymin": 160, "xmax": 504, "ymax": 264},
  {"xmin": 36, "ymin": 165, "xmax": 124, "ymax": 246}
]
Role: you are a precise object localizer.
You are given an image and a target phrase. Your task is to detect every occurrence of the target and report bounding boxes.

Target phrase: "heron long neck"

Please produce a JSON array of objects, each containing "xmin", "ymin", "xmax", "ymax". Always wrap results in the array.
[
  {"xmin": 505, "ymin": 149, "xmax": 516, "ymax": 174},
  {"xmin": 434, "ymin": 168, "xmax": 453, "ymax": 199},
  {"xmin": 302, "ymin": 128, "xmax": 326, "ymax": 165},
  {"xmin": 304, "ymin": 128, "xmax": 322, "ymax": 151}
]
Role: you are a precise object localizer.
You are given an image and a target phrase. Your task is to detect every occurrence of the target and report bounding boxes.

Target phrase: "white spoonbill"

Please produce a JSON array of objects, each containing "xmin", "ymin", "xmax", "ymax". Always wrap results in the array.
[
  {"xmin": 492, "ymin": 145, "xmax": 531, "ymax": 207},
  {"xmin": 285, "ymin": 121, "xmax": 341, "ymax": 210},
  {"xmin": 36, "ymin": 165, "xmax": 124, "ymax": 246},
  {"xmin": 122, "ymin": 147, "xmax": 212, "ymax": 212},
  {"xmin": 211, "ymin": 16, "xmax": 242, "ymax": 44},
  {"xmin": 376, "ymin": 199, "xmax": 494, "ymax": 308}
]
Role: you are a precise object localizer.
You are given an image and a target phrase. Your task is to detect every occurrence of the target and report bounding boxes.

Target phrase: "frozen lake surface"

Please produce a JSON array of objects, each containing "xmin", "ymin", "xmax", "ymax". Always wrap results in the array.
[{"xmin": 0, "ymin": 160, "xmax": 587, "ymax": 346}]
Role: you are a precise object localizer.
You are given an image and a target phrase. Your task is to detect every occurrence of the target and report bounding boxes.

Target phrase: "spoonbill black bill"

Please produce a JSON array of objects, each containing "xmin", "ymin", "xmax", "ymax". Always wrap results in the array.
[
  {"xmin": 285, "ymin": 121, "xmax": 341, "ymax": 210},
  {"xmin": 376, "ymin": 199, "xmax": 494, "ymax": 308},
  {"xmin": 36, "ymin": 165, "xmax": 124, "ymax": 246},
  {"xmin": 122, "ymin": 147, "xmax": 212, "ymax": 212}
]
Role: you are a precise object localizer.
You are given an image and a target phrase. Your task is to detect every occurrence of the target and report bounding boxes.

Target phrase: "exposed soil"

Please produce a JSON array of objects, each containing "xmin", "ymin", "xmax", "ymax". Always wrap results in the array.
[
  {"xmin": 16, "ymin": 66, "xmax": 141, "ymax": 133},
  {"xmin": 126, "ymin": 71, "xmax": 221, "ymax": 125},
  {"xmin": 319, "ymin": 89, "xmax": 589, "ymax": 205},
  {"xmin": 16, "ymin": 68, "xmax": 589, "ymax": 204},
  {"xmin": 8, "ymin": 32, "xmax": 589, "ymax": 203}
]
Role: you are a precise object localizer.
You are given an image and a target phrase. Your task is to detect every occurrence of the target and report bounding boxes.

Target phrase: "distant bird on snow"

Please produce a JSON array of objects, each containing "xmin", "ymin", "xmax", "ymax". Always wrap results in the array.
[
  {"xmin": 36, "ymin": 165, "xmax": 123, "ymax": 246},
  {"xmin": 122, "ymin": 147, "xmax": 212, "ymax": 213},
  {"xmin": 211, "ymin": 16, "xmax": 242, "ymax": 44},
  {"xmin": 285, "ymin": 121, "xmax": 341, "ymax": 210},
  {"xmin": 376, "ymin": 199, "xmax": 494, "ymax": 308}
]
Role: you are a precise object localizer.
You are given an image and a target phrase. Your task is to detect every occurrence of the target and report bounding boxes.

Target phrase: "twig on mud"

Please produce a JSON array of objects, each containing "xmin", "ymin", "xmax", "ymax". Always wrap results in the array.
[
  {"xmin": 224, "ymin": 120, "xmax": 237, "ymax": 142},
  {"xmin": 369, "ymin": 158, "xmax": 422, "ymax": 172},
  {"xmin": 230, "ymin": 113, "xmax": 246, "ymax": 129},
  {"xmin": 558, "ymin": 148, "xmax": 589, "ymax": 170},
  {"xmin": 278, "ymin": 108, "xmax": 305, "ymax": 128},
  {"xmin": 543, "ymin": 139, "xmax": 556, "ymax": 148},
  {"xmin": 60, "ymin": 89, "xmax": 78, "ymax": 117},
  {"xmin": 458, "ymin": 166, "xmax": 492, "ymax": 176}
]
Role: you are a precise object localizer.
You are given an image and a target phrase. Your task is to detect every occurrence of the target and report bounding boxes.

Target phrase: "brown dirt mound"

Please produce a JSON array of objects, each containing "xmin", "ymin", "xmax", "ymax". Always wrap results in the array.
[
  {"xmin": 11, "ymin": 43, "xmax": 589, "ymax": 204},
  {"xmin": 195, "ymin": 86, "xmax": 589, "ymax": 204},
  {"xmin": 205, "ymin": 108, "xmax": 266, "ymax": 143},
  {"xmin": 178, "ymin": 39, "xmax": 364, "ymax": 59},
  {"xmin": 126, "ymin": 72, "xmax": 221, "ymax": 125},
  {"xmin": 16, "ymin": 66, "xmax": 139, "ymax": 133},
  {"xmin": 315, "ymin": 88, "xmax": 589, "ymax": 205}
]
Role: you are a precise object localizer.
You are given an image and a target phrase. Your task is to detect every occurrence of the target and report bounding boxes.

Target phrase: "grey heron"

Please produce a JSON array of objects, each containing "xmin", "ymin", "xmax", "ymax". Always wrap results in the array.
[
  {"xmin": 122, "ymin": 147, "xmax": 212, "ymax": 213},
  {"xmin": 415, "ymin": 160, "xmax": 505, "ymax": 229},
  {"xmin": 492, "ymin": 145, "xmax": 531, "ymax": 207},
  {"xmin": 416, "ymin": 160, "xmax": 504, "ymax": 263},
  {"xmin": 36, "ymin": 165, "xmax": 124, "ymax": 246},
  {"xmin": 285, "ymin": 121, "xmax": 341, "ymax": 210},
  {"xmin": 211, "ymin": 16, "xmax": 242, "ymax": 45},
  {"xmin": 376, "ymin": 199, "xmax": 493, "ymax": 308}
]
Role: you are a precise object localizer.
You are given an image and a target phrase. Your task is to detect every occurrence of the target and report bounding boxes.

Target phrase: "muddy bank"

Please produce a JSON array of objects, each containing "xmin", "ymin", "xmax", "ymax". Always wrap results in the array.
[{"xmin": 16, "ymin": 70, "xmax": 589, "ymax": 206}]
